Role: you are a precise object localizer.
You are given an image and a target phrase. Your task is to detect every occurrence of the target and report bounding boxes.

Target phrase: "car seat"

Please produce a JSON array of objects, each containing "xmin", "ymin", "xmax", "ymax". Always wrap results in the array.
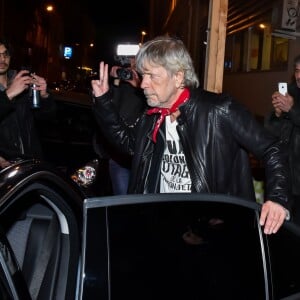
[{"xmin": 7, "ymin": 203, "xmax": 61, "ymax": 300}]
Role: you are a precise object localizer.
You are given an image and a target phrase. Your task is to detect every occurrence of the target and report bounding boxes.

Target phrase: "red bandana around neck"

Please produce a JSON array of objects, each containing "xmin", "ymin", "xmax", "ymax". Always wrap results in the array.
[{"xmin": 147, "ymin": 88, "xmax": 190, "ymax": 143}]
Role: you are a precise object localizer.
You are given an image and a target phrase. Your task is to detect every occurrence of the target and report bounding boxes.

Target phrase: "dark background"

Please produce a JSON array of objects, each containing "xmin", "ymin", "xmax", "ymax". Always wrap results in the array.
[{"xmin": 84, "ymin": 0, "xmax": 149, "ymax": 64}]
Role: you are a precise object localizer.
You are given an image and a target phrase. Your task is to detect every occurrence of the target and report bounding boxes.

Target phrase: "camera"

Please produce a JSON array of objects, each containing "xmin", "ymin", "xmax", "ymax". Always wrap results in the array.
[
  {"xmin": 114, "ymin": 44, "xmax": 140, "ymax": 81},
  {"xmin": 116, "ymin": 67, "xmax": 133, "ymax": 81}
]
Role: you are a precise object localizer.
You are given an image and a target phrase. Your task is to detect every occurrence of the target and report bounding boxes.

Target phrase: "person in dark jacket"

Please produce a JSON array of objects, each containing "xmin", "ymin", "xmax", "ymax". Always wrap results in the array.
[
  {"xmin": 0, "ymin": 38, "xmax": 56, "ymax": 167},
  {"xmin": 91, "ymin": 36, "xmax": 290, "ymax": 235},
  {"xmin": 265, "ymin": 54, "xmax": 300, "ymax": 223},
  {"xmin": 94, "ymin": 59, "xmax": 146, "ymax": 195}
]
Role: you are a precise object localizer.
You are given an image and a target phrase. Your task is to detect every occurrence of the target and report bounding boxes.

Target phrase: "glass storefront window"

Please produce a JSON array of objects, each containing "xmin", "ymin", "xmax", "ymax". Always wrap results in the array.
[{"xmin": 225, "ymin": 23, "xmax": 289, "ymax": 72}]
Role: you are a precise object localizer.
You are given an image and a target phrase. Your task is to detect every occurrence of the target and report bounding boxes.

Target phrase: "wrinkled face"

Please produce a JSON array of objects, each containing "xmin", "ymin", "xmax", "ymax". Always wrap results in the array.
[
  {"xmin": 139, "ymin": 60, "xmax": 184, "ymax": 108},
  {"xmin": 295, "ymin": 63, "xmax": 300, "ymax": 88},
  {"xmin": 0, "ymin": 44, "xmax": 10, "ymax": 75}
]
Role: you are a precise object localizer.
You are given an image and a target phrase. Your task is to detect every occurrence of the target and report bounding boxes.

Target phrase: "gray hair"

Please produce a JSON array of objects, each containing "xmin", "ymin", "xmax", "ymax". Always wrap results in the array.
[{"xmin": 135, "ymin": 36, "xmax": 199, "ymax": 88}]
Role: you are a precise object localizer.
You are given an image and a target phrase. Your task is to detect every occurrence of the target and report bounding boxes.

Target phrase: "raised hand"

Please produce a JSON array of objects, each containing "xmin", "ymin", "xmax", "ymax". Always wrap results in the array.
[
  {"xmin": 91, "ymin": 61, "xmax": 109, "ymax": 97},
  {"xmin": 5, "ymin": 70, "xmax": 31, "ymax": 99}
]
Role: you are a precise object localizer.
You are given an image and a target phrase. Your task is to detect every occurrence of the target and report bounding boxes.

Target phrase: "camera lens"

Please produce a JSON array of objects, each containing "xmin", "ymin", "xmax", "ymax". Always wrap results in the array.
[{"xmin": 116, "ymin": 68, "xmax": 133, "ymax": 80}]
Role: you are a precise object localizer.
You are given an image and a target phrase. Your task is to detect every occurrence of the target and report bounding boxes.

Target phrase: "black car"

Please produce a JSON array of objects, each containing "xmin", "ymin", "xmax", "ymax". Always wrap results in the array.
[
  {"xmin": 36, "ymin": 90, "xmax": 112, "ymax": 196},
  {"xmin": 0, "ymin": 159, "xmax": 300, "ymax": 299},
  {"xmin": 37, "ymin": 90, "xmax": 96, "ymax": 170}
]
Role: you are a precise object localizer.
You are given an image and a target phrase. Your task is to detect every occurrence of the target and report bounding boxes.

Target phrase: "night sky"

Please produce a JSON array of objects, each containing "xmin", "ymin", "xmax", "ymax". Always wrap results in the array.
[{"xmin": 84, "ymin": 0, "xmax": 149, "ymax": 64}]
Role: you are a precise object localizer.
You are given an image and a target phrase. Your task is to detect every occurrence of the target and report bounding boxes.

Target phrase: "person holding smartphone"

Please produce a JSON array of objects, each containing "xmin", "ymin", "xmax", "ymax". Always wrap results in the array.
[
  {"xmin": 0, "ymin": 37, "xmax": 56, "ymax": 167},
  {"xmin": 265, "ymin": 54, "xmax": 300, "ymax": 224}
]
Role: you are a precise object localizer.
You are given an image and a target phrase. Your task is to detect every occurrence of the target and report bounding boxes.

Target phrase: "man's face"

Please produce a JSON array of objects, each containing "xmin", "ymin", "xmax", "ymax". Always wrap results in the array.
[
  {"xmin": 295, "ymin": 63, "xmax": 300, "ymax": 88},
  {"xmin": 139, "ymin": 60, "xmax": 183, "ymax": 108},
  {"xmin": 0, "ymin": 44, "xmax": 10, "ymax": 75}
]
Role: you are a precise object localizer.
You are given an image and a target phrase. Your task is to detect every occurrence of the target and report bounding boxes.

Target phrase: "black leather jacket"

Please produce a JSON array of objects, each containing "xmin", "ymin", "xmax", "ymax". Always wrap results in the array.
[
  {"xmin": 0, "ymin": 71, "xmax": 56, "ymax": 160},
  {"xmin": 93, "ymin": 81, "xmax": 146, "ymax": 168},
  {"xmin": 93, "ymin": 88, "xmax": 289, "ymax": 208},
  {"xmin": 265, "ymin": 82, "xmax": 300, "ymax": 196}
]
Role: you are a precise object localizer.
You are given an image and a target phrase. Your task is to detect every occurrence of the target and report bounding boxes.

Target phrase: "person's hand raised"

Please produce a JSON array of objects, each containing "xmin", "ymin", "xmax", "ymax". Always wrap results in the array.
[
  {"xmin": 91, "ymin": 61, "xmax": 109, "ymax": 97},
  {"xmin": 271, "ymin": 91, "xmax": 294, "ymax": 117},
  {"xmin": 5, "ymin": 70, "xmax": 31, "ymax": 100},
  {"xmin": 31, "ymin": 73, "xmax": 49, "ymax": 98}
]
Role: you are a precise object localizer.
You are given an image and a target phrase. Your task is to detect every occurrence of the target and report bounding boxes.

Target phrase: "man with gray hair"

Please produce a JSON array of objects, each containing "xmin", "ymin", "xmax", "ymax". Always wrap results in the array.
[{"xmin": 92, "ymin": 36, "xmax": 290, "ymax": 235}]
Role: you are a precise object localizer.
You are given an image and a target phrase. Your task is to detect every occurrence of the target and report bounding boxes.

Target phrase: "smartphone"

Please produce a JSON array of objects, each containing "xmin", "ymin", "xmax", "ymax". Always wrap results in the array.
[{"xmin": 278, "ymin": 82, "xmax": 288, "ymax": 95}]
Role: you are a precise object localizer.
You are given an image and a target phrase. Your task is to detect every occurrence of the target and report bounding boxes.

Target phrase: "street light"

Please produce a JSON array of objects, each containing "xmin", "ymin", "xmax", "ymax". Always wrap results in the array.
[
  {"xmin": 45, "ymin": 4, "xmax": 54, "ymax": 12},
  {"xmin": 140, "ymin": 31, "xmax": 147, "ymax": 45}
]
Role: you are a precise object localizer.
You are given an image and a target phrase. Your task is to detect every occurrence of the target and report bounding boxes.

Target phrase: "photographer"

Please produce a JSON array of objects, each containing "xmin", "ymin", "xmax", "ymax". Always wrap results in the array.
[
  {"xmin": 0, "ymin": 38, "xmax": 56, "ymax": 167},
  {"xmin": 94, "ymin": 56, "xmax": 147, "ymax": 195},
  {"xmin": 110, "ymin": 57, "xmax": 145, "ymax": 121},
  {"xmin": 265, "ymin": 54, "xmax": 300, "ymax": 224}
]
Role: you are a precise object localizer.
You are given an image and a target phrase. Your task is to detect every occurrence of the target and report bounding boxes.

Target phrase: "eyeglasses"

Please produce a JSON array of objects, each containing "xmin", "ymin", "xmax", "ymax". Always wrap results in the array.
[{"xmin": 0, "ymin": 51, "xmax": 10, "ymax": 59}]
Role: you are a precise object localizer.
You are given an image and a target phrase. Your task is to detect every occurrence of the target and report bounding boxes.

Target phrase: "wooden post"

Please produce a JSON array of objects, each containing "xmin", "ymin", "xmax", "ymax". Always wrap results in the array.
[{"xmin": 204, "ymin": 0, "xmax": 228, "ymax": 93}]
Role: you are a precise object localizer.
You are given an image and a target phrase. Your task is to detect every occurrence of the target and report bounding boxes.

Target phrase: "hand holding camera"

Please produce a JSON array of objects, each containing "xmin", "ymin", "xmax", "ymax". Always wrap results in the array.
[
  {"xmin": 110, "ymin": 66, "xmax": 140, "ymax": 87},
  {"xmin": 116, "ymin": 67, "xmax": 133, "ymax": 81},
  {"xmin": 24, "ymin": 72, "xmax": 42, "ymax": 109},
  {"xmin": 5, "ymin": 69, "xmax": 48, "ymax": 108},
  {"xmin": 112, "ymin": 43, "xmax": 141, "ymax": 87},
  {"xmin": 110, "ymin": 65, "xmax": 132, "ymax": 80},
  {"xmin": 5, "ymin": 70, "xmax": 32, "ymax": 100}
]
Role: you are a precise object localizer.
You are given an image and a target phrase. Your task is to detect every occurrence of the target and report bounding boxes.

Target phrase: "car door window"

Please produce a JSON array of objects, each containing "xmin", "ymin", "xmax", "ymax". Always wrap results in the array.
[
  {"xmin": 82, "ymin": 197, "xmax": 267, "ymax": 300},
  {"xmin": 267, "ymin": 224, "xmax": 300, "ymax": 299}
]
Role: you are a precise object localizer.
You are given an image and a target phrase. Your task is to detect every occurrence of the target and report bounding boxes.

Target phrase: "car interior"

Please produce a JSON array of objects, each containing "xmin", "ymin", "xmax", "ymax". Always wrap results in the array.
[
  {"xmin": 0, "ymin": 181, "xmax": 81, "ymax": 300},
  {"xmin": 7, "ymin": 202, "xmax": 60, "ymax": 299}
]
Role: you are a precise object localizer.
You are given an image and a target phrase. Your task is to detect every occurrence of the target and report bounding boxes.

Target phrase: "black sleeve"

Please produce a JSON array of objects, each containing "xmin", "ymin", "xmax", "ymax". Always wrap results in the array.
[{"xmin": 0, "ymin": 90, "xmax": 15, "ymax": 120}]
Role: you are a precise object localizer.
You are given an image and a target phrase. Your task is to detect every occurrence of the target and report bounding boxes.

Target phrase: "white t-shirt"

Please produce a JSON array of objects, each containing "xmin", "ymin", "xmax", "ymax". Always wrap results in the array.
[{"xmin": 160, "ymin": 116, "xmax": 192, "ymax": 193}]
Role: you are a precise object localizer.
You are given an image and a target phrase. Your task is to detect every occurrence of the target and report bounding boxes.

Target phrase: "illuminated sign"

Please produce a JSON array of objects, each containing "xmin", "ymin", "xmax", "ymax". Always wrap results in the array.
[{"xmin": 64, "ymin": 46, "xmax": 73, "ymax": 59}]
